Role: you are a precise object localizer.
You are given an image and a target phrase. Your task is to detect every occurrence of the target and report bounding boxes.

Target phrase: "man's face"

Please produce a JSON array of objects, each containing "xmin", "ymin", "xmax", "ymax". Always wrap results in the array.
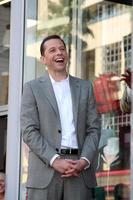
[{"xmin": 41, "ymin": 39, "xmax": 68, "ymax": 73}]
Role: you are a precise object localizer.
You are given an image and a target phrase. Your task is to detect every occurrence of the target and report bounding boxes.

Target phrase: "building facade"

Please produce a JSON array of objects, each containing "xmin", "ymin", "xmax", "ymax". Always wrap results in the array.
[{"xmin": 0, "ymin": 0, "xmax": 132, "ymax": 199}]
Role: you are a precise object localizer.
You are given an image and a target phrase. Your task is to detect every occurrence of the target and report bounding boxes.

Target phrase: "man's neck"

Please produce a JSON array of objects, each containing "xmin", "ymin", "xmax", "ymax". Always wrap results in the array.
[{"xmin": 48, "ymin": 70, "xmax": 68, "ymax": 82}]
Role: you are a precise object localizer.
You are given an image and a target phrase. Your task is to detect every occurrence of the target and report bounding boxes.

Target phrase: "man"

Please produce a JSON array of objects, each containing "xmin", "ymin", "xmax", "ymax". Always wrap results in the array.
[{"xmin": 21, "ymin": 35, "xmax": 101, "ymax": 200}]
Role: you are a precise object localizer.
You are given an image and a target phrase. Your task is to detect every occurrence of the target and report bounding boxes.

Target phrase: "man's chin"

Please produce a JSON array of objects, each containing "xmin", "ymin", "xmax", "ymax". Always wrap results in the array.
[{"xmin": 55, "ymin": 65, "xmax": 66, "ymax": 72}]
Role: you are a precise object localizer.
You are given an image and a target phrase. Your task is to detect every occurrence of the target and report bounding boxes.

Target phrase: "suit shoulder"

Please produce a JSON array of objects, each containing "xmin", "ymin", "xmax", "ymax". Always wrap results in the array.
[
  {"xmin": 70, "ymin": 75, "xmax": 92, "ymax": 86},
  {"xmin": 24, "ymin": 77, "xmax": 43, "ymax": 88}
]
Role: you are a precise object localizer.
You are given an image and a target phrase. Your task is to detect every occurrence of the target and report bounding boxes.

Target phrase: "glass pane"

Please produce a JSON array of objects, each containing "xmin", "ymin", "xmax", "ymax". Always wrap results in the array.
[
  {"xmin": 78, "ymin": 0, "xmax": 132, "ymax": 199},
  {"xmin": 23, "ymin": 0, "xmax": 77, "ymax": 83},
  {"xmin": 21, "ymin": 0, "xmax": 77, "ymax": 199},
  {"xmin": 0, "ymin": 2, "xmax": 10, "ymax": 106},
  {"xmin": 21, "ymin": 0, "xmax": 132, "ymax": 199},
  {"xmin": 0, "ymin": 1, "xmax": 10, "ymax": 199}
]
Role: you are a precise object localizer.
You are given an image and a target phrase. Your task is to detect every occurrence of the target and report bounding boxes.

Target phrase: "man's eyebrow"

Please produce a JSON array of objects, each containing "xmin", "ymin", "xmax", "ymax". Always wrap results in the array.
[
  {"xmin": 48, "ymin": 47, "xmax": 55, "ymax": 51},
  {"xmin": 60, "ymin": 45, "xmax": 65, "ymax": 48}
]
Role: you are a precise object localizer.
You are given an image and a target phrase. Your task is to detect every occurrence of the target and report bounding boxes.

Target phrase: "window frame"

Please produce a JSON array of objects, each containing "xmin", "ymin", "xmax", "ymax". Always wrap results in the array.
[{"xmin": 5, "ymin": 0, "xmax": 25, "ymax": 199}]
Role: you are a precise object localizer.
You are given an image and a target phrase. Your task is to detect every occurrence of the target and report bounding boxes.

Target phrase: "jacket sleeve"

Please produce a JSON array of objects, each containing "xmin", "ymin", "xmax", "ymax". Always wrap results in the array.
[
  {"xmin": 80, "ymin": 81, "xmax": 101, "ymax": 164},
  {"xmin": 20, "ymin": 83, "xmax": 57, "ymax": 166}
]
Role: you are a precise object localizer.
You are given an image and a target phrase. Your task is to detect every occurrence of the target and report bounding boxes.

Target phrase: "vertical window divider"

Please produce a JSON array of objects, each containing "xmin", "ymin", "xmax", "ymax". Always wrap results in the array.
[{"xmin": 5, "ymin": 0, "xmax": 25, "ymax": 199}]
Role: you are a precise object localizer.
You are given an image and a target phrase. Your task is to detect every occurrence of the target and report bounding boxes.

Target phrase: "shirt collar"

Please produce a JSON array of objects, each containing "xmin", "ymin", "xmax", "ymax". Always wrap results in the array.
[{"xmin": 49, "ymin": 73, "xmax": 69, "ymax": 85}]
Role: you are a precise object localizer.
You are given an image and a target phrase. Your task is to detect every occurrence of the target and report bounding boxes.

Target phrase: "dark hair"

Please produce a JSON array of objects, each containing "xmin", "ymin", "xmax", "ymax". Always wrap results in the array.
[{"xmin": 40, "ymin": 35, "xmax": 66, "ymax": 56}]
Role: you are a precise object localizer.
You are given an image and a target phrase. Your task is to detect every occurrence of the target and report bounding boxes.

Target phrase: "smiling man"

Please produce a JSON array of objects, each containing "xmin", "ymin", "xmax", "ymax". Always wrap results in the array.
[{"xmin": 21, "ymin": 35, "xmax": 101, "ymax": 200}]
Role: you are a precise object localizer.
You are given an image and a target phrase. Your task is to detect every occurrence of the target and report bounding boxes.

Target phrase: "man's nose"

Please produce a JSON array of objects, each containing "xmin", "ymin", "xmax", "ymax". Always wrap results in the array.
[{"xmin": 56, "ymin": 49, "xmax": 62, "ymax": 54}]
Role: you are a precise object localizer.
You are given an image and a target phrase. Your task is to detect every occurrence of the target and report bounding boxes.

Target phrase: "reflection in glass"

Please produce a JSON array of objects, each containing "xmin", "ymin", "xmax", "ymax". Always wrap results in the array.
[
  {"xmin": 21, "ymin": 0, "xmax": 132, "ymax": 199},
  {"xmin": 0, "ymin": 2, "xmax": 10, "ymax": 199},
  {"xmin": 21, "ymin": 0, "xmax": 77, "ymax": 199},
  {"xmin": 80, "ymin": 1, "xmax": 132, "ymax": 199},
  {"xmin": 0, "ymin": 3, "xmax": 10, "ymax": 106}
]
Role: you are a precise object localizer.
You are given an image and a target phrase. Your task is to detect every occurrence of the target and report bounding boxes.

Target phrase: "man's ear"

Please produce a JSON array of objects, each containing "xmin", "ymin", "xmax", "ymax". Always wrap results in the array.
[{"xmin": 40, "ymin": 56, "xmax": 46, "ymax": 64}]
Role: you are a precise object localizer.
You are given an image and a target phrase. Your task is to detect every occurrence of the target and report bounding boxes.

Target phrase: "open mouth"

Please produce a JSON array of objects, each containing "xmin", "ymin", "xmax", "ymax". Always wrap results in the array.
[{"xmin": 55, "ymin": 58, "xmax": 64, "ymax": 63}]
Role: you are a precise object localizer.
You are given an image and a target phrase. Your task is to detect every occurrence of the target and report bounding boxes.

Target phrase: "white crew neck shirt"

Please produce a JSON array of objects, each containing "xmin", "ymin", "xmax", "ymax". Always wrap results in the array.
[{"xmin": 49, "ymin": 75, "xmax": 78, "ymax": 149}]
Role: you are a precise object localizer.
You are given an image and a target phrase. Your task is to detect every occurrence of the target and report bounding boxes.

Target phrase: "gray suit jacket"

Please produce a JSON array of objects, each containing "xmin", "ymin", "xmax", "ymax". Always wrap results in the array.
[{"xmin": 21, "ymin": 72, "xmax": 101, "ymax": 189}]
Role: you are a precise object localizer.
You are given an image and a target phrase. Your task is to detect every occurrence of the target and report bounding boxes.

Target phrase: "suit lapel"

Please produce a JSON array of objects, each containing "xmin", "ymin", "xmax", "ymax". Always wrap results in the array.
[
  {"xmin": 39, "ymin": 72, "xmax": 60, "ymax": 117},
  {"xmin": 38, "ymin": 73, "xmax": 80, "ymax": 128},
  {"xmin": 69, "ymin": 75, "xmax": 80, "ymax": 127}
]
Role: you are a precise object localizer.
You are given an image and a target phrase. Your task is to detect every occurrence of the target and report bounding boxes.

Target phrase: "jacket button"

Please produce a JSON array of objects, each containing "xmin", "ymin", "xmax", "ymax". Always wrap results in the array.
[{"xmin": 58, "ymin": 130, "xmax": 61, "ymax": 133}]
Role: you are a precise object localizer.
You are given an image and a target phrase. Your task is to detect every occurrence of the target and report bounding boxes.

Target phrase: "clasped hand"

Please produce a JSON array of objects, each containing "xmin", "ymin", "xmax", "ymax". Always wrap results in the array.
[{"xmin": 52, "ymin": 158, "xmax": 88, "ymax": 178}]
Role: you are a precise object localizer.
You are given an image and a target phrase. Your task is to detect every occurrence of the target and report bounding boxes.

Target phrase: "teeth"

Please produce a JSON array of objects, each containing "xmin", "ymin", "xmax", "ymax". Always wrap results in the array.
[{"xmin": 56, "ymin": 58, "xmax": 64, "ymax": 62}]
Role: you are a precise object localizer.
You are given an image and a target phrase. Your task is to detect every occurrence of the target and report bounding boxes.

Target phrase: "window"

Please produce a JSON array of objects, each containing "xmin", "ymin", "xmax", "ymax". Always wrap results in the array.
[
  {"xmin": 103, "ymin": 42, "xmax": 121, "ymax": 75},
  {"xmin": 20, "ymin": 0, "xmax": 132, "ymax": 199},
  {"xmin": 88, "ymin": 2, "xmax": 129, "ymax": 24},
  {"xmin": 78, "ymin": 1, "xmax": 132, "ymax": 199},
  {"xmin": 124, "ymin": 34, "xmax": 132, "ymax": 68},
  {"xmin": 0, "ymin": 2, "xmax": 10, "ymax": 106},
  {"xmin": 0, "ymin": 0, "xmax": 10, "ymax": 188}
]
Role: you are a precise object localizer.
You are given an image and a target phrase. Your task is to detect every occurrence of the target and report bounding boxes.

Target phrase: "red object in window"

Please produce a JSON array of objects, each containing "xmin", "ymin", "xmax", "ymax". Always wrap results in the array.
[
  {"xmin": 25, "ymin": 191, "xmax": 28, "ymax": 200},
  {"xmin": 93, "ymin": 73, "xmax": 120, "ymax": 113}
]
